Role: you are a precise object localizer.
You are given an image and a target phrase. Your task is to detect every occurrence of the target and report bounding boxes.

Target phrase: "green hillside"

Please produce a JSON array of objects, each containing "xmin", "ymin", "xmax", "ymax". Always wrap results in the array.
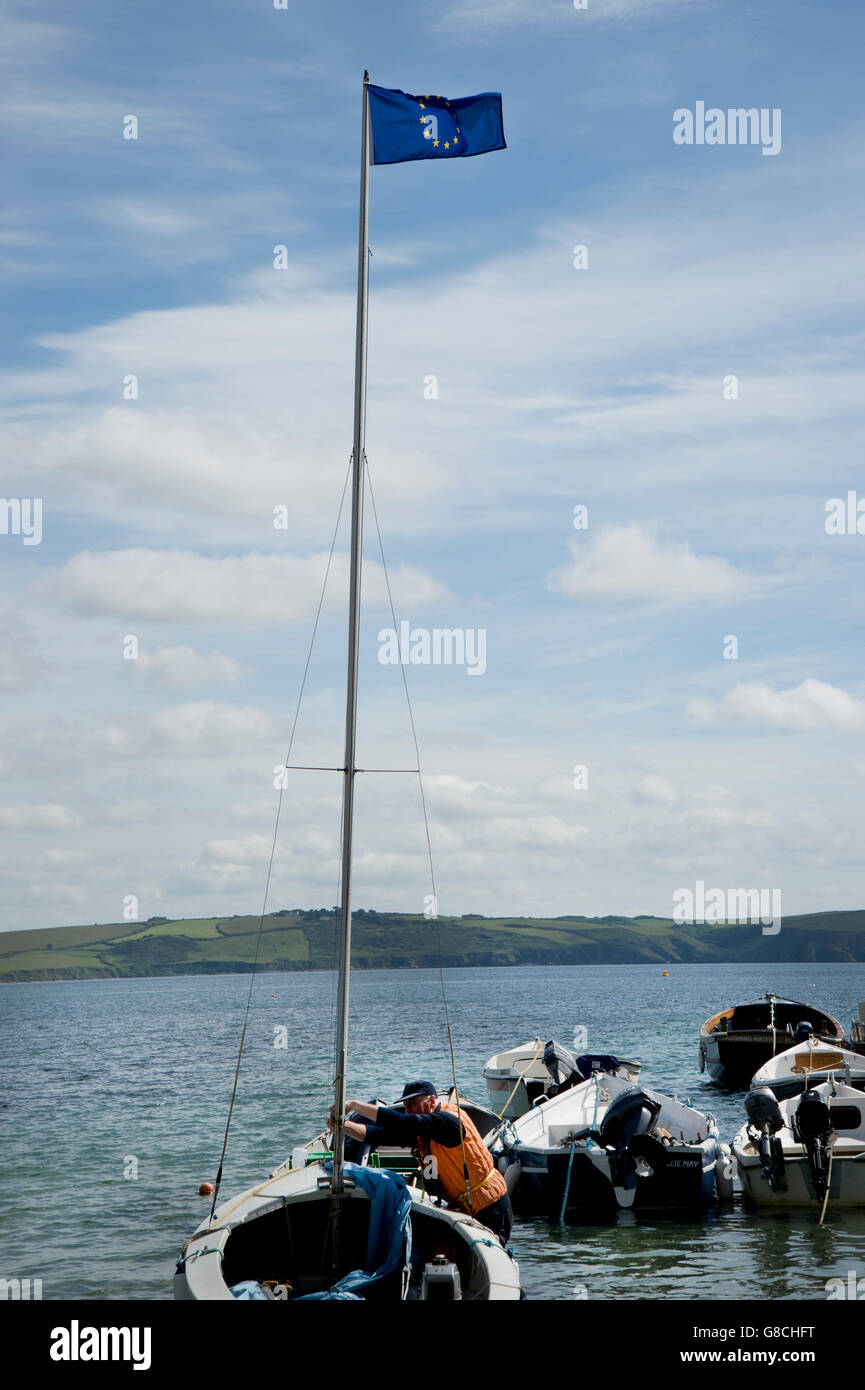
[{"xmin": 2, "ymin": 907, "xmax": 865, "ymax": 982}]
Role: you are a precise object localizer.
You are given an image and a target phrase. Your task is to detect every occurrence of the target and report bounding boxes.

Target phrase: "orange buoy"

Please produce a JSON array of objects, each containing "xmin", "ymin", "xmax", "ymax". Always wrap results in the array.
[
  {"xmin": 199, "ymin": 1181, "xmax": 215, "ymax": 1197},
  {"xmin": 662, "ymin": 970, "xmax": 669, "ymax": 977}
]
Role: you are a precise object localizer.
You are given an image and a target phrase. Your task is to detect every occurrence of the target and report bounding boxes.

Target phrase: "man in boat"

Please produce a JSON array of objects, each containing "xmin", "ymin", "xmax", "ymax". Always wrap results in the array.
[{"xmin": 329, "ymin": 1080, "xmax": 512, "ymax": 1242}]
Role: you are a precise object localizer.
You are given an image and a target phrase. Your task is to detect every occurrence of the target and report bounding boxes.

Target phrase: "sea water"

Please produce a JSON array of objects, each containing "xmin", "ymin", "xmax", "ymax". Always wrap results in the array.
[{"xmin": 1, "ymin": 962, "xmax": 863, "ymax": 1300}]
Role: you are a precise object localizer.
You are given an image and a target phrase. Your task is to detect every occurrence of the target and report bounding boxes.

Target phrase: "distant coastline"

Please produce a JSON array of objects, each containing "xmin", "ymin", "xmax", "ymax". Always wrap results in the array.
[{"xmin": 2, "ymin": 907, "xmax": 864, "ymax": 982}]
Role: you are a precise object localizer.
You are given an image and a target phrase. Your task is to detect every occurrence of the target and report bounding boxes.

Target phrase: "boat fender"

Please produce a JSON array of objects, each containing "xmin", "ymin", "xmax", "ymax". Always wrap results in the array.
[
  {"xmin": 715, "ymin": 1144, "xmax": 734, "ymax": 1201},
  {"xmin": 504, "ymin": 1160, "xmax": 522, "ymax": 1197}
]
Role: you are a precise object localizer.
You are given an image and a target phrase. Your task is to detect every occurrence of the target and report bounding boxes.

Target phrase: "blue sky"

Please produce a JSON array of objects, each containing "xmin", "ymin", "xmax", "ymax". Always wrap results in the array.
[{"xmin": 2, "ymin": 0, "xmax": 865, "ymax": 932}]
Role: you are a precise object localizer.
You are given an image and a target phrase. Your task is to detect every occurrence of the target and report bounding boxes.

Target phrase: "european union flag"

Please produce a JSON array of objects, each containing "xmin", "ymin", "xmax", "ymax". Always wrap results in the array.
[{"xmin": 368, "ymin": 85, "xmax": 506, "ymax": 166}]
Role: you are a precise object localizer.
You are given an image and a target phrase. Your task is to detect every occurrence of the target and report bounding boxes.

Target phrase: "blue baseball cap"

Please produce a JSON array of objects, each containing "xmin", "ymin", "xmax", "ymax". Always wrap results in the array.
[{"xmin": 400, "ymin": 1080, "xmax": 438, "ymax": 1102}]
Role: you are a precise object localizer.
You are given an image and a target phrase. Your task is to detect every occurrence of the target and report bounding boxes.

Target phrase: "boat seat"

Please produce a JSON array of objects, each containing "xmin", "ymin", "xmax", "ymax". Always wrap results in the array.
[{"xmin": 791, "ymin": 1052, "xmax": 844, "ymax": 1073}]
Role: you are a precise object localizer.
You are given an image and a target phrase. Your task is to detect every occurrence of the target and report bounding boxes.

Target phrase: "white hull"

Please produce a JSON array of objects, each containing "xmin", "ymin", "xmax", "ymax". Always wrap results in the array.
[
  {"xmin": 733, "ymin": 1079, "xmax": 865, "ymax": 1210},
  {"xmin": 175, "ymin": 1160, "xmax": 521, "ymax": 1301},
  {"xmin": 751, "ymin": 1038, "xmax": 865, "ymax": 1100},
  {"xmin": 735, "ymin": 1147, "xmax": 865, "ymax": 1208},
  {"xmin": 491, "ymin": 1074, "xmax": 724, "ymax": 1215}
]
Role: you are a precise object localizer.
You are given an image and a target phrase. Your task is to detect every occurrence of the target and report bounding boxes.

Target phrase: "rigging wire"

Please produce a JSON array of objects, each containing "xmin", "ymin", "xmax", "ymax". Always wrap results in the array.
[
  {"xmin": 207, "ymin": 454, "xmax": 353, "ymax": 1225},
  {"xmin": 364, "ymin": 454, "xmax": 475, "ymax": 1216}
]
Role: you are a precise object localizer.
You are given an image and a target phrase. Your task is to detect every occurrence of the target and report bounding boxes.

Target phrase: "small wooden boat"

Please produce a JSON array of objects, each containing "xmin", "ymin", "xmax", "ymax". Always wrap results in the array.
[
  {"xmin": 698, "ymin": 994, "xmax": 844, "ymax": 1087},
  {"xmin": 483, "ymin": 1037, "xmax": 641, "ymax": 1119},
  {"xmin": 490, "ymin": 1072, "xmax": 730, "ymax": 1219},
  {"xmin": 751, "ymin": 1034, "xmax": 865, "ymax": 1101},
  {"xmin": 734, "ymin": 1080, "xmax": 865, "ymax": 1210}
]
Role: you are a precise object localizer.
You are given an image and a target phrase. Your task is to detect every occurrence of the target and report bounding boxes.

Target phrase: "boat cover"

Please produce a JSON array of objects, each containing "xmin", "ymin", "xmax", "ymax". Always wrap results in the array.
[{"xmin": 295, "ymin": 1162, "xmax": 413, "ymax": 1300}]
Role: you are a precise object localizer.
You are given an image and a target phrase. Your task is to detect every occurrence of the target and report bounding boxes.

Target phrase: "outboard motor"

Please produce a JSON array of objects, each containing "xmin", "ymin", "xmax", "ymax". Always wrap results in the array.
[
  {"xmin": 543, "ymin": 1040, "xmax": 579, "ymax": 1097},
  {"xmin": 598, "ymin": 1089, "xmax": 666, "ymax": 1189},
  {"xmin": 745, "ymin": 1087, "xmax": 786, "ymax": 1191},
  {"xmin": 794, "ymin": 1021, "xmax": 814, "ymax": 1044},
  {"xmin": 575, "ymin": 1054, "xmax": 621, "ymax": 1081},
  {"xmin": 792, "ymin": 1089, "xmax": 835, "ymax": 1204}
]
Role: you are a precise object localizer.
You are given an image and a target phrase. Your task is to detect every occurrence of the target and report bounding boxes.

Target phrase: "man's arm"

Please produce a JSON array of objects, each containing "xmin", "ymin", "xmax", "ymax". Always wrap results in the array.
[{"xmin": 370, "ymin": 1107, "xmax": 463, "ymax": 1147}]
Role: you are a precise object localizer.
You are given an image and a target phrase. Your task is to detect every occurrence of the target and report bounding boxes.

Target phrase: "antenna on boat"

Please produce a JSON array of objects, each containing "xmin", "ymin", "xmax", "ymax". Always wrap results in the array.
[{"xmin": 331, "ymin": 70, "xmax": 371, "ymax": 1233}]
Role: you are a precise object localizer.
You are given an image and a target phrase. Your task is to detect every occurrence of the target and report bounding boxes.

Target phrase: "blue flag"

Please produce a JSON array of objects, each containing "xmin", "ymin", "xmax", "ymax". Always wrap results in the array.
[{"xmin": 367, "ymin": 85, "xmax": 505, "ymax": 166}]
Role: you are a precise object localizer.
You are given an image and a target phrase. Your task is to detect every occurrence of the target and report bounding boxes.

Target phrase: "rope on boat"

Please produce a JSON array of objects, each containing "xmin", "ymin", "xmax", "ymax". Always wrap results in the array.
[
  {"xmin": 365, "ymin": 455, "xmax": 474, "ymax": 1218},
  {"xmin": 558, "ymin": 1141, "xmax": 578, "ymax": 1225},
  {"xmin": 818, "ymin": 1145, "xmax": 834, "ymax": 1227},
  {"xmin": 207, "ymin": 456, "xmax": 353, "ymax": 1226}
]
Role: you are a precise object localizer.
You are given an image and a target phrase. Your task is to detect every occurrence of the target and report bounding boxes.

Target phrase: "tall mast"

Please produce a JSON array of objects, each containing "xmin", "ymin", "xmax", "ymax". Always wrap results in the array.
[{"xmin": 332, "ymin": 71, "xmax": 371, "ymax": 1200}]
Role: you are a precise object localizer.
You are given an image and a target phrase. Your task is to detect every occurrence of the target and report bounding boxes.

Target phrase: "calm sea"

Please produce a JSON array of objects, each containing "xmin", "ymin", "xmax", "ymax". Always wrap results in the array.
[{"xmin": 2, "ymin": 962, "xmax": 863, "ymax": 1300}]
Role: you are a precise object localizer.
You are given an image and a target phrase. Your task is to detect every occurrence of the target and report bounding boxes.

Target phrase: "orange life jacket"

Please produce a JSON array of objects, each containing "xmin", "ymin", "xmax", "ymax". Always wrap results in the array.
[{"xmin": 417, "ymin": 1101, "xmax": 507, "ymax": 1215}]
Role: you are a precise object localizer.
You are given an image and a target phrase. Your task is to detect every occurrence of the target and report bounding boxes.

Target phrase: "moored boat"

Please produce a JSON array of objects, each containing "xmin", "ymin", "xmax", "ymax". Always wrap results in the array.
[
  {"xmin": 483, "ymin": 1037, "xmax": 641, "ymax": 1119},
  {"xmin": 490, "ymin": 1071, "xmax": 729, "ymax": 1220},
  {"xmin": 698, "ymin": 994, "xmax": 844, "ymax": 1087},
  {"xmin": 175, "ymin": 1160, "xmax": 520, "ymax": 1300},
  {"xmin": 734, "ymin": 1080, "xmax": 865, "ymax": 1212},
  {"xmin": 751, "ymin": 1033, "xmax": 865, "ymax": 1101}
]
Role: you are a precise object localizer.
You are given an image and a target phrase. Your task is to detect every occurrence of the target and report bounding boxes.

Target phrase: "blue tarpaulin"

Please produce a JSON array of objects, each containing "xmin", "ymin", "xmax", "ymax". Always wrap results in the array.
[{"xmin": 295, "ymin": 1162, "xmax": 413, "ymax": 1301}]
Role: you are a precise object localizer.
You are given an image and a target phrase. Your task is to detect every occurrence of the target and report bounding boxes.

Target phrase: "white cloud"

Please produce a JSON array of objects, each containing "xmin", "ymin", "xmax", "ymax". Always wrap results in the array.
[
  {"xmin": 424, "ymin": 774, "xmax": 513, "ymax": 812},
  {"xmin": 147, "ymin": 701, "xmax": 277, "ymax": 751},
  {"xmin": 487, "ymin": 815, "xmax": 588, "ymax": 846},
  {"xmin": 55, "ymin": 549, "xmax": 451, "ymax": 624},
  {"xmin": 0, "ymin": 611, "xmax": 41, "ymax": 691},
  {"xmin": 548, "ymin": 524, "xmax": 750, "ymax": 602},
  {"xmin": 634, "ymin": 773, "xmax": 676, "ymax": 803},
  {"xmin": 135, "ymin": 646, "xmax": 245, "ymax": 687},
  {"xmin": 687, "ymin": 678, "xmax": 865, "ymax": 730},
  {"xmin": 0, "ymin": 803, "xmax": 82, "ymax": 829},
  {"xmin": 439, "ymin": 0, "xmax": 693, "ymax": 31}
]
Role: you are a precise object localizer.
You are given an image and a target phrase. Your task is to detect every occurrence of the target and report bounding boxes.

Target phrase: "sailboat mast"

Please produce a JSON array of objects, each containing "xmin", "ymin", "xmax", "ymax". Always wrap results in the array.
[{"xmin": 332, "ymin": 71, "xmax": 371, "ymax": 1199}]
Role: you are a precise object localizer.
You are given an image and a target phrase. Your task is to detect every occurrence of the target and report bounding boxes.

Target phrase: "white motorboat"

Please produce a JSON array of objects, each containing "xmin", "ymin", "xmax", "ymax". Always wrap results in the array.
[
  {"xmin": 483, "ymin": 1037, "xmax": 641, "ymax": 1119},
  {"xmin": 750, "ymin": 1033, "xmax": 865, "ymax": 1101},
  {"xmin": 490, "ymin": 1072, "xmax": 730, "ymax": 1219},
  {"xmin": 174, "ymin": 73, "xmax": 519, "ymax": 1302},
  {"xmin": 734, "ymin": 1081, "xmax": 865, "ymax": 1211}
]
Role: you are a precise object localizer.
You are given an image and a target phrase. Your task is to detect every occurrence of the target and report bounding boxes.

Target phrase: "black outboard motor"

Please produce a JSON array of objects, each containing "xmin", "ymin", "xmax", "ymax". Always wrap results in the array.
[
  {"xmin": 543, "ymin": 1040, "xmax": 579, "ymax": 1097},
  {"xmin": 794, "ymin": 1021, "xmax": 814, "ymax": 1044},
  {"xmin": 745, "ymin": 1087, "xmax": 787, "ymax": 1191},
  {"xmin": 575, "ymin": 1054, "xmax": 621, "ymax": 1081},
  {"xmin": 598, "ymin": 1089, "xmax": 666, "ymax": 1189},
  {"xmin": 792, "ymin": 1089, "xmax": 835, "ymax": 1204}
]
